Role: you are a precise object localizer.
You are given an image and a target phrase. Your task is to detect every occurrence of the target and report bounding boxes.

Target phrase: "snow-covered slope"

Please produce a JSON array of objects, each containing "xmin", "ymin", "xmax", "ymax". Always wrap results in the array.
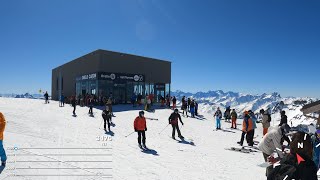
[
  {"xmin": 172, "ymin": 90, "xmax": 318, "ymax": 125},
  {"xmin": 0, "ymin": 97, "xmax": 269, "ymax": 180}
]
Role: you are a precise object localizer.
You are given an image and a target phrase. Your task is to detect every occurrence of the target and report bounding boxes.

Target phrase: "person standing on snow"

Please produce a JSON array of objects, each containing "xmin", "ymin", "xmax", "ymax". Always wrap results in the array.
[
  {"xmin": 169, "ymin": 109, "xmax": 184, "ymax": 140},
  {"xmin": 214, "ymin": 107, "xmax": 222, "ymax": 130},
  {"xmin": 0, "ymin": 112, "xmax": 7, "ymax": 168},
  {"xmin": 231, "ymin": 109, "xmax": 238, "ymax": 129},
  {"xmin": 88, "ymin": 96, "xmax": 94, "ymax": 115},
  {"xmin": 71, "ymin": 96, "xmax": 77, "ymax": 116},
  {"xmin": 224, "ymin": 106, "xmax": 231, "ymax": 123},
  {"xmin": 187, "ymin": 98, "xmax": 191, "ymax": 112},
  {"xmin": 279, "ymin": 110, "xmax": 288, "ymax": 127},
  {"xmin": 258, "ymin": 124, "xmax": 291, "ymax": 177},
  {"xmin": 195, "ymin": 101, "xmax": 199, "ymax": 116},
  {"xmin": 59, "ymin": 93, "xmax": 65, "ymax": 107},
  {"xmin": 134, "ymin": 111, "xmax": 147, "ymax": 149},
  {"xmin": 172, "ymin": 96, "xmax": 177, "ymax": 110},
  {"xmin": 102, "ymin": 106, "xmax": 112, "ymax": 132},
  {"xmin": 237, "ymin": 111, "xmax": 254, "ymax": 146},
  {"xmin": 190, "ymin": 100, "xmax": 195, "ymax": 118},
  {"xmin": 260, "ymin": 109, "xmax": 271, "ymax": 136},
  {"xmin": 182, "ymin": 97, "xmax": 188, "ymax": 117},
  {"xmin": 248, "ymin": 110, "xmax": 257, "ymax": 140},
  {"xmin": 44, "ymin": 91, "xmax": 49, "ymax": 104}
]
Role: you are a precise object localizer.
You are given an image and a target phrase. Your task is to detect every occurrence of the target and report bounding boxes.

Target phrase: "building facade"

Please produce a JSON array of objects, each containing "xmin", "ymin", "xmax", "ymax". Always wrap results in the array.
[{"xmin": 52, "ymin": 49, "xmax": 171, "ymax": 104}]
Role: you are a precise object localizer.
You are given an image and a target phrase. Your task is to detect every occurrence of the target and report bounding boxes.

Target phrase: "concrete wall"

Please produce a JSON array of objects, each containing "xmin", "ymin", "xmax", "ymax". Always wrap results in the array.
[
  {"xmin": 51, "ymin": 51, "xmax": 101, "ymax": 100},
  {"xmin": 52, "ymin": 49, "xmax": 171, "ymax": 100}
]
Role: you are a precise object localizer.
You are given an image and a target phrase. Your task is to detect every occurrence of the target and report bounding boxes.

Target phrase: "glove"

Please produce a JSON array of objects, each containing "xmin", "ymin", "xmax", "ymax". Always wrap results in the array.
[
  {"xmin": 134, "ymin": 128, "xmax": 138, "ymax": 132},
  {"xmin": 145, "ymin": 128, "xmax": 147, "ymax": 131}
]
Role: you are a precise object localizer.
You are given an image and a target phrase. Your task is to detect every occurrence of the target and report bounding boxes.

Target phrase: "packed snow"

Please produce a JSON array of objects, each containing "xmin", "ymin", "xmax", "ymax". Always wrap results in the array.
[{"xmin": 0, "ymin": 97, "xmax": 317, "ymax": 179}]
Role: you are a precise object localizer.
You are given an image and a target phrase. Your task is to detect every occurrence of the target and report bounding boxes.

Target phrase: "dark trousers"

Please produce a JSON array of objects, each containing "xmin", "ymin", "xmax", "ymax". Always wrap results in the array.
[
  {"xmin": 172, "ymin": 124, "xmax": 182, "ymax": 138},
  {"xmin": 104, "ymin": 117, "xmax": 111, "ymax": 131},
  {"xmin": 183, "ymin": 108, "xmax": 188, "ymax": 116},
  {"xmin": 137, "ymin": 131, "xmax": 146, "ymax": 145},
  {"xmin": 246, "ymin": 130, "xmax": 254, "ymax": 146},
  {"xmin": 73, "ymin": 106, "xmax": 76, "ymax": 115},
  {"xmin": 239, "ymin": 131, "xmax": 247, "ymax": 145},
  {"xmin": 263, "ymin": 153, "xmax": 273, "ymax": 177},
  {"xmin": 89, "ymin": 106, "xmax": 93, "ymax": 114}
]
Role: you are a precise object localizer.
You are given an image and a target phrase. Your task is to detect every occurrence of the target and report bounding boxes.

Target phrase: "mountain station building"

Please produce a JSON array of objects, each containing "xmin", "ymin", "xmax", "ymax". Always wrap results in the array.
[{"xmin": 52, "ymin": 49, "xmax": 171, "ymax": 104}]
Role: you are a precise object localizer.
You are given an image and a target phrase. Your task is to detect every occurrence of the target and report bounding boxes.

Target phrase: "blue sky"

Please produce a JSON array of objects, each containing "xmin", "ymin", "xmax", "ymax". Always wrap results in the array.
[{"xmin": 0, "ymin": 0, "xmax": 319, "ymax": 98}]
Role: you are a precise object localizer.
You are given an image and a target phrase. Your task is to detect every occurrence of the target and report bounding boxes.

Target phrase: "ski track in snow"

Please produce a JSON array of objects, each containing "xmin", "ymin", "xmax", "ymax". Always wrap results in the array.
[{"xmin": 0, "ymin": 97, "xmax": 270, "ymax": 180}]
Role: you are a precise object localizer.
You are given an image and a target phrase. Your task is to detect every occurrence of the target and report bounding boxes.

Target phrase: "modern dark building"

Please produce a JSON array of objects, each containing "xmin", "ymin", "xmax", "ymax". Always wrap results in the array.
[{"xmin": 52, "ymin": 49, "xmax": 171, "ymax": 104}]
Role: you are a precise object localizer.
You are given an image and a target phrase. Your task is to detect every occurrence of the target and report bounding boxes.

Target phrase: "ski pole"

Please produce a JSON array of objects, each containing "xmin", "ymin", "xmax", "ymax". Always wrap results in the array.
[
  {"xmin": 125, "ymin": 131, "xmax": 136, "ymax": 138},
  {"xmin": 158, "ymin": 124, "xmax": 170, "ymax": 135},
  {"xmin": 146, "ymin": 117, "xmax": 159, "ymax": 120}
]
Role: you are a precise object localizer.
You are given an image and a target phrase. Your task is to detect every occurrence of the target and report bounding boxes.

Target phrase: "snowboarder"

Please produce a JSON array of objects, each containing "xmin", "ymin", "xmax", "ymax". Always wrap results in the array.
[
  {"xmin": 168, "ymin": 109, "xmax": 184, "ymax": 140},
  {"xmin": 59, "ymin": 93, "xmax": 65, "ymax": 107},
  {"xmin": 237, "ymin": 111, "xmax": 254, "ymax": 146},
  {"xmin": 231, "ymin": 109, "xmax": 238, "ymax": 129},
  {"xmin": 190, "ymin": 100, "xmax": 195, "ymax": 118},
  {"xmin": 267, "ymin": 131, "xmax": 317, "ymax": 180},
  {"xmin": 102, "ymin": 106, "xmax": 112, "ymax": 132},
  {"xmin": 172, "ymin": 96, "xmax": 177, "ymax": 110},
  {"xmin": 260, "ymin": 109, "xmax": 271, "ymax": 136},
  {"xmin": 279, "ymin": 110, "xmax": 288, "ymax": 127},
  {"xmin": 0, "ymin": 112, "xmax": 7, "ymax": 169},
  {"xmin": 134, "ymin": 111, "xmax": 147, "ymax": 149},
  {"xmin": 214, "ymin": 107, "xmax": 222, "ymax": 130},
  {"xmin": 71, "ymin": 96, "xmax": 77, "ymax": 116},
  {"xmin": 44, "ymin": 91, "xmax": 49, "ymax": 104},
  {"xmin": 258, "ymin": 124, "xmax": 291, "ymax": 177}
]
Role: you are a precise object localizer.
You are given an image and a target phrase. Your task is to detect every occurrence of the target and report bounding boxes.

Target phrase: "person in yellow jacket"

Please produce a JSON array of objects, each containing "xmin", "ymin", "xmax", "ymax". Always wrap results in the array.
[
  {"xmin": 0, "ymin": 112, "xmax": 7, "ymax": 167},
  {"xmin": 237, "ymin": 111, "xmax": 254, "ymax": 146}
]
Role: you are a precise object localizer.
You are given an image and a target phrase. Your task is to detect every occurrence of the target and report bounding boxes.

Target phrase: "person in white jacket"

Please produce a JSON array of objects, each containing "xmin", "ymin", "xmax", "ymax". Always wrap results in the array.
[{"xmin": 258, "ymin": 124, "xmax": 291, "ymax": 176}]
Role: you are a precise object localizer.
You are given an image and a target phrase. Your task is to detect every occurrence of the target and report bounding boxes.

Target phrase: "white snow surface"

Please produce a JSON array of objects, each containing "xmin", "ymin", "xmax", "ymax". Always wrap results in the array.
[{"xmin": 0, "ymin": 97, "xmax": 307, "ymax": 180}]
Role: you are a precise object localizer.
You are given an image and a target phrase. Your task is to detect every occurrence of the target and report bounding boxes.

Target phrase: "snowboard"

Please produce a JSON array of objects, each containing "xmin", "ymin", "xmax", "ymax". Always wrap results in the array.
[
  {"xmin": 225, "ymin": 147, "xmax": 258, "ymax": 153},
  {"xmin": 213, "ymin": 129, "xmax": 235, "ymax": 133},
  {"xmin": 0, "ymin": 166, "xmax": 5, "ymax": 174}
]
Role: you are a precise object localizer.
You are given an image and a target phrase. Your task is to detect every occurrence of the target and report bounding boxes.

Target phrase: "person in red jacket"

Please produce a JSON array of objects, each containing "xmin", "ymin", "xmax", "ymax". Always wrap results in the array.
[{"xmin": 134, "ymin": 111, "xmax": 147, "ymax": 149}]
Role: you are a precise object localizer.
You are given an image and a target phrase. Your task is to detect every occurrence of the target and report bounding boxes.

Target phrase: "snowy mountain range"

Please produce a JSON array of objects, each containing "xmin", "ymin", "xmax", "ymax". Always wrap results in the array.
[{"xmin": 171, "ymin": 90, "xmax": 319, "ymax": 125}]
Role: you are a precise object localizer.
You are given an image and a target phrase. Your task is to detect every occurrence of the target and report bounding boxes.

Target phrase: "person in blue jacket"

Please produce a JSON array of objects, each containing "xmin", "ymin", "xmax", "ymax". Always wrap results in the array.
[{"xmin": 59, "ymin": 93, "xmax": 65, "ymax": 107}]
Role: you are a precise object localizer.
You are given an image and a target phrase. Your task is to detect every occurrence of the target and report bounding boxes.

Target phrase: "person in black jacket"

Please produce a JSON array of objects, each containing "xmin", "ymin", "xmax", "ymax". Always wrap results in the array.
[
  {"xmin": 267, "ymin": 131, "xmax": 317, "ymax": 180},
  {"xmin": 102, "ymin": 106, "xmax": 112, "ymax": 132},
  {"xmin": 279, "ymin": 111, "xmax": 288, "ymax": 127},
  {"xmin": 71, "ymin": 96, "xmax": 76, "ymax": 116},
  {"xmin": 169, "ymin": 109, "xmax": 184, "ymax": 140}
]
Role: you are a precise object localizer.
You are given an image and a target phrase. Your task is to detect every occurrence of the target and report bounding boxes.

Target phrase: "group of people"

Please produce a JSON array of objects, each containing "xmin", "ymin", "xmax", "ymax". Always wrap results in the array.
[{"xmin": 181, "ymin": 96, "xmax": 199, "ymax": 118}]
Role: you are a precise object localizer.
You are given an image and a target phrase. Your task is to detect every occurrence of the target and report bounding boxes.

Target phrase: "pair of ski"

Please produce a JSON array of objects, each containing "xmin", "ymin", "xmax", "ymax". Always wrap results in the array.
[{"xmin": 225, "ymin": 147, "xmax": 259, "ymax": 154}]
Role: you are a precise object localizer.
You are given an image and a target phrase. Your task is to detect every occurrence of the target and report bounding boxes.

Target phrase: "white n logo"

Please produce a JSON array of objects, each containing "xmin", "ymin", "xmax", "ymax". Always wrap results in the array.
[{"xmin": 298, "ymin": 142, "xmax": 304, "ymax": 149}]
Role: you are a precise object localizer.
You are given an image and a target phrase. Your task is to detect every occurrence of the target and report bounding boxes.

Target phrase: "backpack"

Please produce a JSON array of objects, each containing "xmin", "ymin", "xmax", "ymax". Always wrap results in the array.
[{"xmin": 267, "ymin": 114, "xmax": 272, "ymax": 122}]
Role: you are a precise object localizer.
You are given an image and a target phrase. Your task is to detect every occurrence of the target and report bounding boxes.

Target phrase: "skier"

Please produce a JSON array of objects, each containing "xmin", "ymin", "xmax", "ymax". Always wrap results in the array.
[
  {"xmin": 59, "ymin": 93, "xmax": 65, "ymax": 107},
  {"xmin": 134, "ymin": 111, "xmax": 147, "ymax": 149},
  {"xmin": 237, "ymin": 111, "xmax": 254, "ymax": 146},
  {"xmin": 224, "ymin": 106, "xmax": 231, "ymax": 122},
  {"xmin": 0, "ymin": 112, "xmax": 7, "ymax": 168},
  {"xmin": 214, "ymin": 107, "xmax": 222, "ymax": 130},
  {"xmin": 230, "ymin": 109, "xmax": 237, "ymax": 129},
  {"xmin": 190, "ymin": 100, "xmax": 195, "ymax": 118},
  {"xmin": 258, "ymin": 124, "xmax": 291, "ymax": 177},
  {"xmin": 88, "ymin": 96, "xmax": 94, "ymax": 116},
  {"xmin": 172, "ymin": 96, "xmax": 177, "ymax": 110},
  {"xmin": 267, "ymin": 131, "xmax": 317, "ymax": 180},
  {"xmin": 44, "ymin": 91, "xmax": 49, "ymax": 104},
  {"xmin": 260, "ymin": 109, "xmax": 271, "ymax": 136},
  {"xmin": 71, "ymin": 96, "xmax": 77, "ymax": 116},
  {"xmin": 102, "ymin": 106, "xmax": 112, "ymax": 132},
  {"xmin": 279, "ymin": 110, "xmax": 288, "ymax": 126},
  {"xmin": 168, "ymin": 109, "xmax": 184, "ymax": 140}
]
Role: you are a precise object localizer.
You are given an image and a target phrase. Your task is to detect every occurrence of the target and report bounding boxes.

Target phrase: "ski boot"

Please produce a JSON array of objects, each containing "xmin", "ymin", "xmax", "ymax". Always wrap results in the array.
[
  {"xmin": 1, "ymin": 161, "xmax": 6, "ymax": 167},
  {"xmin": 179, "ymin": 135, "xmax": 184, "ymax": 139},
  {"xmin": 172, "ymin": 136, "xmax": 176, "ymax": 140}
]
